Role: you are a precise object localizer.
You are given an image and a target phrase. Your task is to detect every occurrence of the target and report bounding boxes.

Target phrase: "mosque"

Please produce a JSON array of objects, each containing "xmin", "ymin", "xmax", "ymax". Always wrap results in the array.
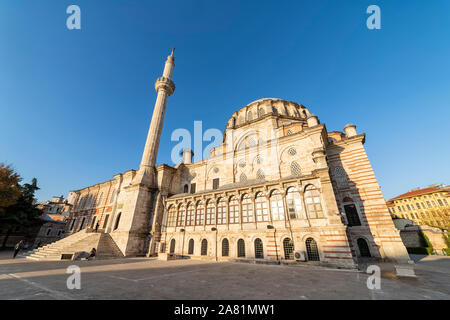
[{"xmin": 50, "ymin": 49, "xmax": 411, "ymax": 268}]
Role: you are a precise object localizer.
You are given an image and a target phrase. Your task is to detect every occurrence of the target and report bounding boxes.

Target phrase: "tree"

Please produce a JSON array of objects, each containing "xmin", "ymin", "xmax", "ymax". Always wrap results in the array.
[
  {"xmin": 0, "ymin": 176, "xmax": 43, "ymax": 248},
  {"xmin": 0, "ymin": 163, "xmax": 22, "ymax": 213}
]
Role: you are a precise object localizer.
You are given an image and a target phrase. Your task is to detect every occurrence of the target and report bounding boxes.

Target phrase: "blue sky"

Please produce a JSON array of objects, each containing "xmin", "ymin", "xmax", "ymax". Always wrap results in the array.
[{"xmin": 0, "ymin": 0, "xmax": 449, "ymax": 202}]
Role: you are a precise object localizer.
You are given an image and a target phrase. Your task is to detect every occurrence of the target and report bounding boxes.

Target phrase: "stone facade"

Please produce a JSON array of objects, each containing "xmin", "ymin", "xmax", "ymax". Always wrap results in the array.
[{"xmin": 64, "ymin": 51, "xmax": 411, "ymax": 268}]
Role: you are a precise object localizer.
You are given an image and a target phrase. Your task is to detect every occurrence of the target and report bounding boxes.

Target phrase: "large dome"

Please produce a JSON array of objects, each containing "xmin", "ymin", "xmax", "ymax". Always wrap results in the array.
[{"xmin": 226, "ymin": 98, "xmax": 311, "ymax": 128}]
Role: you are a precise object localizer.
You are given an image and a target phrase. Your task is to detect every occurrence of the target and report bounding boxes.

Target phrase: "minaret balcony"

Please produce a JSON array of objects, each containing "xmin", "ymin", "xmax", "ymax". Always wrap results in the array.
[{"xmin": 155, "ymin": 77, "xmax": 175, "ymax": 95}]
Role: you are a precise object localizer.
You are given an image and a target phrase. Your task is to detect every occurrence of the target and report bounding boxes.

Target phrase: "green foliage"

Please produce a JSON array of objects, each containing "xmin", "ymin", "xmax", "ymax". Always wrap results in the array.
[
  {"xmin": 443, "ymin": 233, "xmax": 450, "ymax": 248},
  {"xmin": 407, "ymin": 247, "xmax": 434, "ymax": 255},
  {"xmin": 418, "ymin": 231, "xmax": 433, "ymax": 249},
  {"xmin": 0, "ymin": 177, "xmax": 43, "ymax": 247},
  {"xmin": 0, "ymin": 163, "xmax": 22, "ymax": 212},
  {"xmin": 444, "ymin": 248, "xmax": 450, "ymax": 256}
]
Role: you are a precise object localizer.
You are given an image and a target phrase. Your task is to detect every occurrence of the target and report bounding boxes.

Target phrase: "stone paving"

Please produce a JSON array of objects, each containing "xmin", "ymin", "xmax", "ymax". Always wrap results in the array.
[{"xmin": 0, "ymin": 251, "xmax": 449, "ymax": 300}]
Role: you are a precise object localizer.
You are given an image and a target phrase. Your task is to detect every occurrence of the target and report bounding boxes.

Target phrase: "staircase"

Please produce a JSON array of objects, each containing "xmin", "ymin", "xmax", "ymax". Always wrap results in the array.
[{"xmin": 23, "ymin": 230, "xmax": 124, "ymax": 261}]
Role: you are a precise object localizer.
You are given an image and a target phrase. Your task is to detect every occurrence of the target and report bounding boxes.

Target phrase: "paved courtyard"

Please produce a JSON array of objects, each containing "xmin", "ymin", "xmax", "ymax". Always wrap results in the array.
[{"xmin": 0, "ymin": 251, "xmax": 449, "ymax": 300}]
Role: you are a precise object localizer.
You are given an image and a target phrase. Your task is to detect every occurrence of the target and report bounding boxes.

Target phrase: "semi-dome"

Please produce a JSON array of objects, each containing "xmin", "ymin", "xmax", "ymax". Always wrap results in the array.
[{"xmin": 226, "ymin": 98, "xmax": 311, "ymax": 129}]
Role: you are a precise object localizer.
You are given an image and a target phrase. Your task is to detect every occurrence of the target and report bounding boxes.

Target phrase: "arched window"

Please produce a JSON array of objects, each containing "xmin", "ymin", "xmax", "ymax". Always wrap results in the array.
[
  {"xmin": 229, "ymin": 196, "xmax": 239, "ymax": 224},
  {"xmin": 217, "ymin": 198, "xmax": 227, "ymax": 225},
  {"xmin": 113, "ymin": 213, "xmax": 121, "ymax": 231},
  {"xmin": 183, "ymin": 184, "xmax": 188, "ymax": 193},
  {"xmin": 201, "ymin": 239, "xmax": 208, "ymax": 256},
  {"xmin": 306, "ymin": 238, "xmax": 320, "ymax": 261},
  {"xmin": 196, "ymin": 202, "xmax": 205, "ymax": 226},
  {"xmin": 240, "ymin": 173, "xmax": 247, "ymax": 183},
  {"xmin": 304, "ymin": 185, "xmax": 324, "ymax": 219},
  {"xmin": 258, "ymin": 108, "xmax": 264, "ymax": 117},
  {"xmin": 288, "ymin": 148, "xmax": 297, "ymax": 156},
  {"xmin": 167, "ymin": 205, "xmax": 177, "ymax": 227},
  {"xmin": 283, "ymin": 238, "xmax": 294, "ymax": 260},
  {"xmin": 222, "ymin": 238, "xmax": 229, "ymax": 257},
  {"xmin": 188, "ymin": 239, "xmax": 194, "ymax": 255},
  {"xmin": 97, "ymin": 192, "xmax": 104, "ymax": 206},
  {"xmin": 241, "ymin": 194, "xmax": 253, "ymax": 223},
  {"xmin": 290, "ymin": 161, "xmax": 301, "ymax": 176},
  {"xmin": 169, "ymin": 239, "xmax": 176, "ymax": 254},
  {"xmin": 256, "ymin": 169, "xmax": 265, "ymax": 180},
  {"xmin": 237, "ymin": 239, "xmax": 245, "ymax": 257},
  {"xmin": 343, "ymin": 198, "xmax": 361, "ymax": 226},
  {"xmin": 177, "ymin": 205, "xmax": 186, "ymax": 226},
  {"xmin": 255, "ymin": 192, "xmax": 269, "ymax": 222},
  {"xmin": 270, "ymin": 190, "xmax": 285, "ymax": 221},
  {"xmin": 247, "ymin": 111, "xmax": 253, "ymax": 121},
  {"xmin": 286, "ymin": 187, "xmax": 302, "ymax": 219},
  {"xmin": 357, "ymin": 238, "xmax": 371, "ymax": 257},
  {"xmin": 206, "ymin": 200, "xmax": 215, "ymax": 225},
  {"xmin": 186, "ymin": 203, "xmax": 195, "ymax": 226},
  {"xmin": 254, "ymin": 238, "xmax": 264, "ymax": 259}
]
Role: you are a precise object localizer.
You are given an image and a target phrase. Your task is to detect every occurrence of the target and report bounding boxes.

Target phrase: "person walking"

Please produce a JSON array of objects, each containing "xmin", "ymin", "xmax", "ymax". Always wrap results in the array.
[
  {"xmin": 13, "ymin": 240, "xmax": 24, "ymax": 259},
  {"xmin": 95, "ymin": 222, "xmax": 100, "ymax": 233}
]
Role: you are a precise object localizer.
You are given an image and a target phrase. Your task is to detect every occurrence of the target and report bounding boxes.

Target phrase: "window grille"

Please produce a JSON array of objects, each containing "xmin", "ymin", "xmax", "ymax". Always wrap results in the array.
[
  {"xmin": 306, "ymin": 238, "xmax": 320, "ymax": 261},
  {"xmin": 254, "ymin": 238, "xmax": 264, "ymax": 259},
  {"xmin": 222, "ymin": 238, "xmax": 229, "ymax": 256},
  {"xmin": 188, "ymin": 239, "xmax": 194, "ymax": 255},
  {"xmin": 237, "ymin": 239, "xmax": 245, "ymax": 257},
  {"xmin": 290, "ymin": 161, "xmax": 301, "ymax": 176},
  {"xmin": 283, "ymin": 238, "xmax": 294, "ymax": 260},
  {"xmin": 201, "ymin": 239, "xmax": 208, "ymax": 256}
]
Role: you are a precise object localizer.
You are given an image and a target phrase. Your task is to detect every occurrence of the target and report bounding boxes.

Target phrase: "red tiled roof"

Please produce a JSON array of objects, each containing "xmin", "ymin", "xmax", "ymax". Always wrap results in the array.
[{"xmin": 388, "ymin": 187, "xmax": 442, "ymax": 202}]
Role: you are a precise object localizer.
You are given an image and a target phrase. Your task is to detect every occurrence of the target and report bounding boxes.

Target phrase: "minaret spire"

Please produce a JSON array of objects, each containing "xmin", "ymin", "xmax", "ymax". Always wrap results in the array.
[{"xmin": 134, "ymin": 49, "xmax": 176, "ymax": 186}]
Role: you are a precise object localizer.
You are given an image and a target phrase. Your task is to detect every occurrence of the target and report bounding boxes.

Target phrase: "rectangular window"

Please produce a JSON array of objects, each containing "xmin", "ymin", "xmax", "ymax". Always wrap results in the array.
[
  {"xmin": 212, "ymin": 178, "xmax": 219, "ymax": 190},
  {"xmin": 190, "ymin": 183, "xmax": 196, "ymax": 194}
]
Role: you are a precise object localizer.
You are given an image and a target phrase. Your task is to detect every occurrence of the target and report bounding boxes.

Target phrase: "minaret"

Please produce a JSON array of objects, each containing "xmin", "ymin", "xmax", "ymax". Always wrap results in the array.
[
  {"xmin": 134, "ymin": 48, "xmax": 176, "ymax": 186},
  {"xmin": 111, "ymin": 49, "xmax": 176, "ymax": 256}
]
